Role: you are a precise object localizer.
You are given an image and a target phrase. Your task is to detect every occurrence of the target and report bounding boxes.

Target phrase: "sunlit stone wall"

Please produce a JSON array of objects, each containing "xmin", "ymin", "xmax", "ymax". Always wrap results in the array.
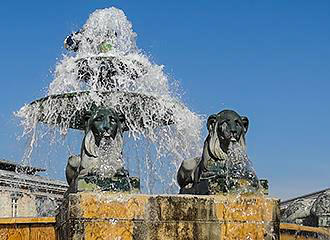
[{"xmin": 56, "ymin": 192, "xmax": 280, "ymax": 240}]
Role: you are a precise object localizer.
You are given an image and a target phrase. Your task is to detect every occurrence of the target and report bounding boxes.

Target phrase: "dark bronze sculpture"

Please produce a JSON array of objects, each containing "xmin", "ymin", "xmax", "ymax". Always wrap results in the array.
[
  {"xmin": 66, "ymin": 106, "xmax": 139, "ymax": 192},
  {"xmin": 177, "ymin": 109, "xmax": 260, "ymax": 194}
]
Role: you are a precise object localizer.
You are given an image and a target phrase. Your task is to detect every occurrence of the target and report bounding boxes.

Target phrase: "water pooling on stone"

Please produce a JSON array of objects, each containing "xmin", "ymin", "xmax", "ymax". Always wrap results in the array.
[{"xmin": 15, "ymin": 7, "xmax": 203, "ymax": 194}]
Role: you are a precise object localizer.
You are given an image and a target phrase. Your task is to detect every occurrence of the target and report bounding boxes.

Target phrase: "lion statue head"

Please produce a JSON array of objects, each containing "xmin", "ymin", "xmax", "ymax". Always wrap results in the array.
[
  {"xmin": 177, "ymin": 109, "xmax": 256, "ymax": 194},
  {"xmin": 201, "ymin": 110, "xmax": 249, "ymax": 165},
  {"xmin": 82, "ymin": 107, "xmax": 124, "ymax": 156},
  {"xmin": 66, "ymin": 106, "xmax": 125, "ymax": 186}
]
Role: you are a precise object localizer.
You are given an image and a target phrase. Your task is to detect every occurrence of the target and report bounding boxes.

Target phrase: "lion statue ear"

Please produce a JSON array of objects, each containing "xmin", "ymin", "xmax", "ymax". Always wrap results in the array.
[
  {"xmin": 84, "ymin": 130, "xmax": 98, "ymax": 158},
  {"xmin": 207, "ymin": 114, "xmax": 217, "ymax": 134},
  {"xmin": 241, "ymin": 116, "xmax": 249, "ymax": 133}
]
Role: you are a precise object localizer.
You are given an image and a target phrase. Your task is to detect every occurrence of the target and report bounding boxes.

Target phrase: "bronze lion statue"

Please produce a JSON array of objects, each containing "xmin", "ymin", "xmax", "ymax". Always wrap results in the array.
[
  {"xmin": 66, "ymin": 107, "xmax": 128, "ymax": 191},
  {"xmin": 177, "ymin": 109, "xmax": 259, "ymax": 194}
]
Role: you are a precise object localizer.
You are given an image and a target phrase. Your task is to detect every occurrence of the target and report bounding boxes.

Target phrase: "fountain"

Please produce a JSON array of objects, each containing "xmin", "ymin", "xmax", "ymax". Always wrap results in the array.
[
  {"xmin": 12, "ymin": 7, "xmax": 282, "ymax": 240},
  {"xmin": 16, "ymin": 7, "xmax": 202, "ymax": 194}
]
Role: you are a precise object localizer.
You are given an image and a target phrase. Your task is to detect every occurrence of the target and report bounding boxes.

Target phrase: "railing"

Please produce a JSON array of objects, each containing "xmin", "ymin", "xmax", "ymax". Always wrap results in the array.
[
  {"xmin": 280, "ymin": 223, "xmax": 330, "ymax": 240},
  {"xmin": 1, "ymin": 217, "xmax": 329, "ymax": 240}
]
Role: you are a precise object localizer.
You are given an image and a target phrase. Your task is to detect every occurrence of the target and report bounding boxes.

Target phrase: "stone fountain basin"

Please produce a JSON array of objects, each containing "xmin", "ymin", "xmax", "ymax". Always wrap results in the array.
[
  {"xmin": 56, "ymin": 192, "xmax": 280, "ymax": 239},
  {"xmin": 27, "ymin": 91, "xmax": 181, "ymax": 131}
]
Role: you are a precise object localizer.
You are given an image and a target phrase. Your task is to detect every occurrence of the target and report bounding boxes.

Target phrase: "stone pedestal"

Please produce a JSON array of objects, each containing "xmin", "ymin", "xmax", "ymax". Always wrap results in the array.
[{"xmin": 56, "ymin": 192, "xmax": 280, "ymax": 240}]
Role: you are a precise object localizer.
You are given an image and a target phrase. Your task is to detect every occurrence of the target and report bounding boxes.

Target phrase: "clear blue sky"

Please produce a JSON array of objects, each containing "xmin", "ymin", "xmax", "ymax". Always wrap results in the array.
[{"xmin": 0, "ymin": 1, "xmax": 329, "ymax": 200}]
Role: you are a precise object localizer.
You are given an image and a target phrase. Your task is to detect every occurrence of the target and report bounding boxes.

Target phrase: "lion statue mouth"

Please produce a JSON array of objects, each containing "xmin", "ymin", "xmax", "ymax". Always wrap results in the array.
[
  {"xmin": 230, "ymin": 137, "xmax": 237, "ymax": 142},
  {"xmin": 100, "ymin": 131, "xmax": 114, "ymax": 141}
]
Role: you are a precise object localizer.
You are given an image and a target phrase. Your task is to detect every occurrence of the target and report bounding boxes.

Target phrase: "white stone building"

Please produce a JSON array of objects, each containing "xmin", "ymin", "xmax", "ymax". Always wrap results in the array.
[{"xmin": 0, "ymin": 159, "xmax": 67, "ymax": 218}]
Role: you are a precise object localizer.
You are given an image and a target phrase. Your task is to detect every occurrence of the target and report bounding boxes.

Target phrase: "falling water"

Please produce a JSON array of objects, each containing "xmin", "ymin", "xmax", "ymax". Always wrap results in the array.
[
  {"xmin": 226, "ymin": 141, "xmax": 260, "ymax": 193},
  {"xmin": 15, "ymin": 7, "xmax": 203, "ymax": 193}
]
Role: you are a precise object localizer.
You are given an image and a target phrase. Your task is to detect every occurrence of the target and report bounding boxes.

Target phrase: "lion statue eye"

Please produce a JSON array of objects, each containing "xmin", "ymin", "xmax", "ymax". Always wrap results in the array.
[
  {"xmin": 109, "ymin": 117, "xmax": 116, "ymax": 123},
  {"xmin": 220, "ymin": 121, "xmax": 228, "ymax": 131},
  {"xmin": 220, "ymin": 120, "xmax": 228, "ymax": 126}
]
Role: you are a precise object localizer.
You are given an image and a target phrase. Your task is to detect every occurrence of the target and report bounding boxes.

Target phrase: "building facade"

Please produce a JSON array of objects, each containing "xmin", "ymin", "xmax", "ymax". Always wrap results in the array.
[{"xmin": 0, "ymin": 159, "xmax": 67, "ymax": 218}]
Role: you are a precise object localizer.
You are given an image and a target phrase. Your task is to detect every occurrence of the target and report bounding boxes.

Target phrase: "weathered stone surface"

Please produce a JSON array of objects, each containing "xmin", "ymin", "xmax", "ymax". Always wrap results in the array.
[
  {"xmin": 0, "ymin": 217, "xmax": 56, "ymax": 240},
  {"xmin": 56, "ymin": 192, "xmax": 280, "ymax": 239}
]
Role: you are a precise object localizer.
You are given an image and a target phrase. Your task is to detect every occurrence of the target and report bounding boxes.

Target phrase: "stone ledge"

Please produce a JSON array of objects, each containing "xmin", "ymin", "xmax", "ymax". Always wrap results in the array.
[
  {"xmin": 0, "ymin": 217, "xmax": 56, "ymax": 240},
  {"xmin": 0, "ymin": 217, "xmax": 55, "ymax": 224},
  {"xmin": 56, "ymin": 192, "xmax": 280, "ymax": 239}
]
